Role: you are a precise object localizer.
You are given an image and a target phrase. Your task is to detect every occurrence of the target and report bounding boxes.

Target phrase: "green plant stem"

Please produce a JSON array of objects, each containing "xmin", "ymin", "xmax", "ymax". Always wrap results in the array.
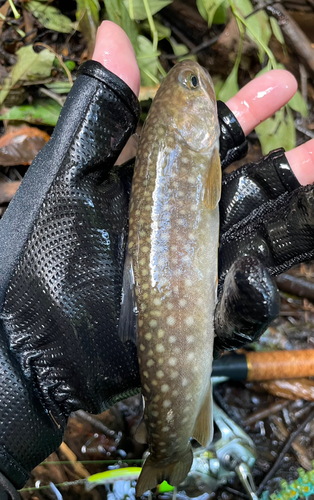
[
  {"xmin": 20, "ymin": 481, "xmax": 83, "ymax": 492},
  {"xmin": 40, "ymin": 459, "xmax": 144, "ymax": 465},
  {"xmin": 141, "ymin": 67, "xmax": 159, "ymax": 84},
  {"xmin": 142, "ymin": 0, "xmax": 158, "ymax": 51},
  {"xmin": 156, "ymin": 60, "xmax": 166, "ymax": 78},
  {"xmin": 8, "ymin": 0, "xmax": 20, "ymax": 19},
  {"xmin": 229, "ymin": 0, "xmax": 277, "ymax": 68},
  {"xmin": 129, "ymin": 0, "xmax": 135, "ymax": 20}
]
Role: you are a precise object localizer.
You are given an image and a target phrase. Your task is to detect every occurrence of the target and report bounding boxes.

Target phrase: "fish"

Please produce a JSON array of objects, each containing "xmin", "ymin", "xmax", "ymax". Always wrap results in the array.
[{"xmin": 119, "ymin": 59, "xmax": 221, "ymax": 496}]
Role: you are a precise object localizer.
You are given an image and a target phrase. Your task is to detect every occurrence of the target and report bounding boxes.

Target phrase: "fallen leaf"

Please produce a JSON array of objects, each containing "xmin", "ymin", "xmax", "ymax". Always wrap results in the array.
[
  {"xmin": 0, "ymin": 181, "xmax": 21, "ymax": 203},
  {"xmin": 76, "ymin": 0, "xmax": 100, "ymax": 59},
  {"xmin": 139, "ymin": 84, "xmax": 159, "ymax": 101},
  {"xmin": 0, "ymin": 45, "xmax": 55, "ymax": 105},
  {"xmin": 0, "ymin": 98, "xmax": 62, "ymax": 126},
  {"xmin": 25, "ymin": 1, "xmax": 74, "ymax": 33},
  {"xmin": 0, "ymin": 1, "xmax": 10, "ymax": 36},
  {"xmin": 0, "ymin": 126, "xmax": 50, "ymax": 166}
]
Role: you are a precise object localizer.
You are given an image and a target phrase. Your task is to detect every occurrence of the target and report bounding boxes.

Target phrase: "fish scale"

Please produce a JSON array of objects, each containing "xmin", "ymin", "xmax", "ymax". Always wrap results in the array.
[{"xmin": 120, "ymin": 60, "xmax": 221, "ymax": 495}]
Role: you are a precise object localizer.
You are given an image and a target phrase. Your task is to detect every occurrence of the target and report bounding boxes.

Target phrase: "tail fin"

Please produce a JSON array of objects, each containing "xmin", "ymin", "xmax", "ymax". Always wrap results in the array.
[{"xmin": 136, "ymin": 446, "xmax": 193, "ymax": 497}]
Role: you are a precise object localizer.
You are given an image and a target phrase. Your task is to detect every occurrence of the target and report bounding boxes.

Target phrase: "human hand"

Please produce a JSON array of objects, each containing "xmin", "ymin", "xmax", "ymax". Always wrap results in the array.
[
  {"xmin": 0, "ymin": 19, "xmax": 312, "ymax": 497},
  {"xmin": 0, "ymin": 21, "xmax": 141, "ymax": 497},
  {"xmin": 215, "ymin": 74, "xmax": 314, "ymax": 354}
]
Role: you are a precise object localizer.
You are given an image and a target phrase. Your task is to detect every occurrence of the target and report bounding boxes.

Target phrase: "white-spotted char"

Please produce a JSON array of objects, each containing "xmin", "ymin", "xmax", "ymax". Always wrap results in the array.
[{"xmin": 120, "ymin": 60, "xmax": 221, "ymax": 495}]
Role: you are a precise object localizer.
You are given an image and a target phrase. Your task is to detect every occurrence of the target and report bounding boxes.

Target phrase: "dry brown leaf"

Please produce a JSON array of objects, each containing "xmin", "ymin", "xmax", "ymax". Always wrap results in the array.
[
  {"xmin": 0, "ymin": 1, "xmax": 10, "ymax": 36},
  {"xmin": 58, "ymin": 442, "xmax": 90, "ymax": 479},
  {"xmin": 0, "ymin": 180, "xmax": 21, "ymax": 203},
  {"xmin": 0, "ymin": 126, "xmax": 50, "ymax": 166},
  {"xmin": 139, "ymin": 85, "xmax": 159, "ymax": 101}
]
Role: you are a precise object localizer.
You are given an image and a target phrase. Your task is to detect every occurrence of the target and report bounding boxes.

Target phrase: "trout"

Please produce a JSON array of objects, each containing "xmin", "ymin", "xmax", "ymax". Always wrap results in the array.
[{"xmin": 119, "ymin": 60, "xmax": 221, "ymax": 495}]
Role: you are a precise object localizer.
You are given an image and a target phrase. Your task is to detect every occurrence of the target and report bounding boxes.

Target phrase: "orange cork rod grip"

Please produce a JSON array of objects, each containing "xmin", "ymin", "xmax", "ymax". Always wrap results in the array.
[{"xmin": 246, "ymin": 349, "xmax": 314, "ymax": 381}]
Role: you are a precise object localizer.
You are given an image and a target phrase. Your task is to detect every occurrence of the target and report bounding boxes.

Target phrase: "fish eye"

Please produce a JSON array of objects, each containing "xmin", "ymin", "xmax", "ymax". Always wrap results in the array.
[
  {"xmin": 179, "ymin": 71, "xmax": 199, "ymax": 90},
  {"xmin": 190, "ymin": 74, "xmax": 198, "ymax": 88}
]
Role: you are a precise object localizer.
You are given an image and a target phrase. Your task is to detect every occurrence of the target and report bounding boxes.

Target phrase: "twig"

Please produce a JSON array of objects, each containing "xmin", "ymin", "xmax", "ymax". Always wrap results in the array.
[
  {"xmin": 161, "ymin": 34, "xmax": 221, "ymax": 60},
  {"xmin": 256, "ymin": 402, "xmax": 314, "ymax": 496},
  {"xmin": 163, "ymin": 22, "xmax": 196, "ymax": 51},
  {"xmin": 244, "ymin": 400, "xmax": 290, "ymax": 426},
  {"xmin": 277, "ymin": 273, "xmax": 314, "ymax": 301},
  {"xmin": 75, "ymin": 409, "xmax": 119, "ymax": 441},
  {"xmin": 34, "ymin": 42, "xmax": 73, "ymax": 87},
  {"xmin": 225, "ymin": 486, "xmax": 249, "ymax": 498},
  {"xmin": 294, "ymin": 120, "xmax": 314, "ymax": 139},
  {"xmin": 39, "ymin": 87, "xmax": 66, "ymax": 107},
  {"xmin": 266, "ymin": 2, "xmax": 314, "ymax": 77}
]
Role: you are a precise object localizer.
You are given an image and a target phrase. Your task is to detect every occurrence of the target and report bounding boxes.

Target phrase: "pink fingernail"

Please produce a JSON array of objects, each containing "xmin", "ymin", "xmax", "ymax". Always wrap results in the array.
[
  {"xmin": 227, "ymin": 69, "xmax": 298, "ymax": 136},
  {"xmin": 92, "ymin": 21, "xmax": 140, "ymax": 97}
]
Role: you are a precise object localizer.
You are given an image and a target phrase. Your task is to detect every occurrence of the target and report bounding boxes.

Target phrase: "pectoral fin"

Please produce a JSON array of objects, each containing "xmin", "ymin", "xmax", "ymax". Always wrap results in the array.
[
  {"xmin": 118, "ymin": 251, "xmax": 138, "ymax": 344},
  {"xmin": 192, "ymin": 381, "xmax": 213, "ymax": 447},
  {"xmin": 135, "ymin": 417, "xmax": 148, "ymax": 444},
  {"xmin": 204, "ymin": 147, "xmax": 221, "ymax": 210}
]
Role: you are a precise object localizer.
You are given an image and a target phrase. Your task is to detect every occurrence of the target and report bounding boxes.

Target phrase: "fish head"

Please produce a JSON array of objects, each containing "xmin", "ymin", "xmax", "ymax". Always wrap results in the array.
[{"xmin": 155, "ymin": 60, "xmax": 219, "ymax": 153}]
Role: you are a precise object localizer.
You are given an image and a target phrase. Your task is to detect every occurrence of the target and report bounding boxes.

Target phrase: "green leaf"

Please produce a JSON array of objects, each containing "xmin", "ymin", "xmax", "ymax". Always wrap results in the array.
[
  {"xmin": 255, "ymin": 107, "xmax": 295, "ymax": 155},
  {"xmin": 212, "ymin": 75, "xmax": 224, "ymax": 96},
  {"xmin": 76, "ymin": 0, "xmax": 100, "ymax": 57},
  {"xmin": 169, "ymin": 38, "xmax": 197, "ymax": 61},
  {"xmin": 217, "ymin": 62, "xmax": 239, "ymax": 101},
  {"xmin": 196, "ymin": 0, "xmax": 226, "ymax": 26},
  {"xmin": 123, "ymin": 0, "xmax": 172, "ymax": 20},
  {"xmin": 0, "ymin": 45, "xmax": 55, "ymax": 105},
  {"xmin": 288, "ymin": 89, "xmax": 308, "ymax": 118},
  {"xmin": 212, "ymin": 0, "xmax": 228, "ymax": 24},
  {"xmin": 136, "ymin": 35, "xmax": 159, "ymax": 85},
  {"xmin": 64, "ymin": 60, "xmax": 76, "ymax": 71},
  {"xmin": 25, "ymin": 1, "xmax": 74, "ymax": 33},
  {"xmin": 234, "ymin": 0, "xmax": 271, "ymax": 62},
  {"xmin": 141, "ymin": 18, "xmax": 171, "ymax": 39},
  {"xmin": 0, "ymin": 98, "xmax": 62, "ymax": 126},
  {"xmin": 104, "ymin": 0, "xmax": 138, "ymax": 49},
  {"xmin": 270, "ymin": 16, "xmax": 285, "ymax": 45},
  {"xmin": 45, "ymin": 81, "xmax": 72, "ymax": 94}
]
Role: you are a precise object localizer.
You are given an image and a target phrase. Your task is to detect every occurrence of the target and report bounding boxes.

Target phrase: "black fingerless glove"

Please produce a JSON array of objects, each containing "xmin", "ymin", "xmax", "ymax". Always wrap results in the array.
[
  {"xmin": 217, "ymin": 100, "xmax": 248, "ymax": 169},
  {"xmin": 0, "ymin": 61, "xmax": 140, "ymax": 493},
  {"xmin": 214, "ymin": 147, "xmax": 304, "ymax": 354}
]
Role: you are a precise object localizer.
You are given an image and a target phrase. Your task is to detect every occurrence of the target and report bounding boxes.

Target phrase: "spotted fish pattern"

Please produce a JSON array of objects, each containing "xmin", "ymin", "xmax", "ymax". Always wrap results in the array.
[{"xmin": 123, "ymin": 60, "xmax": 221, "ymax": 495}]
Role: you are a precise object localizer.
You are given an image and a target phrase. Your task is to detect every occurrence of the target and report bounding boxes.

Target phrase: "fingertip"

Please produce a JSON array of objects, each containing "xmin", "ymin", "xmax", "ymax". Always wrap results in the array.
[
  {"xmin": 286, "ymin": 138, "xmax": 314, "ymax": 185},
  {"xmin": 92, "ymin": 20, "xmax": 140, "ymax": 97},
  {"xmin": 227, "ymin": 69, "xmax": 298, "ymax": 136},
  {"xmin": 266, "ymin": 69, "xmax": 298, "ymax": 95}
]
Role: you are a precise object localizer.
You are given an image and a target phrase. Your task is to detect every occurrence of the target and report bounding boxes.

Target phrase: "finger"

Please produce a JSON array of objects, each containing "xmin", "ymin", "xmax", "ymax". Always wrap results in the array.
[
  {"xmin": 92, "ymin": 20, "xmax": 141, "ymax": 97},
  {"xmin": 286, "ymin": 138, "xmax": 314, "ymax": 185},
  {"xmin": 226, "ymin": 69, "xmax": 298, "ymax": 136}
]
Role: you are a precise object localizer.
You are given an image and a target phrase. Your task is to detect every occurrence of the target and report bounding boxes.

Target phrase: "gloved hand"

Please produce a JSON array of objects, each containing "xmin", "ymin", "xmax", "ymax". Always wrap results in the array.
[
  {"xmin": 215, "ymin": 86, "xmax": 314, "ymax": 354},
  {"xmin": 0, "ymin": 19, "xmax": 313, "ymax": 499}
]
